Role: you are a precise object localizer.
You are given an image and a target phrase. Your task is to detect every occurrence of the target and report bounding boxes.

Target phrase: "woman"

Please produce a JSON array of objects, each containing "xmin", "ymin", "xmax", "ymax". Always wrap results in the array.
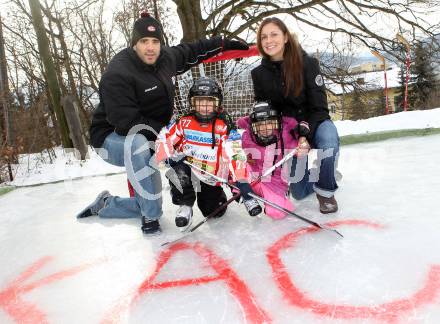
[{"xmin": 251, "ymin": 17, "xmax": 340, "ymax": 214}]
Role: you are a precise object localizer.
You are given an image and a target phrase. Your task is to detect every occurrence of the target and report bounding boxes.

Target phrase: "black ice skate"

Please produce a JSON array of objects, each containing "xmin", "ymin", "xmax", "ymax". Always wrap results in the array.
[
  {"xmin": 243, "ymin": 198, "xmax": 262, "ymax": 216},
  {"xmin": 141, "ymin": 217, "xmax": 161, "ymax": 235}
]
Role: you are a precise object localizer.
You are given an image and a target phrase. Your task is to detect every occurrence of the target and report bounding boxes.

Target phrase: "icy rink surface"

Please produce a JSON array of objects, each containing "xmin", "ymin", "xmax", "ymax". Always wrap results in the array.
[{"xmin": 1, "ymin": 134, "xmax": 440, "ymax": 324}]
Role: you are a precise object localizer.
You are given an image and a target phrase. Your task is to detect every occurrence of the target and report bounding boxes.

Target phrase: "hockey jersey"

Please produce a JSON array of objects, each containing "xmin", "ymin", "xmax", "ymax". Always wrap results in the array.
[{"xmin": 155, "ymin": 112, "xmax": 248, "ymax": 185}]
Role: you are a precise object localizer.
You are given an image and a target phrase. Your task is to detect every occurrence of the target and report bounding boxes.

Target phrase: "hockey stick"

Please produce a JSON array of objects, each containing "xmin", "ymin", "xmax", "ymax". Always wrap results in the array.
[
  {"xmin": 161, "ymin": 149, "xmax": 297, "ymax": 246},
  {"xmin": 247, "ymin": 193, "xmax": 343, "ymax": 238},
  {"xmin": 184, "ymin": 147, "xmax": 298, "ymax": 185},
  {"xmin": 185, "ymin": 161, "xmax": 343, "ymax": 238}
]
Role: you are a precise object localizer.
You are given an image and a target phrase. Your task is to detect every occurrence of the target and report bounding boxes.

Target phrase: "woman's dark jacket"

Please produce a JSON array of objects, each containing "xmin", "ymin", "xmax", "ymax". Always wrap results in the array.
[
  {"xmin": 90, "ymin": 37, "xmax": 224, "ymax": 148},
  {"xmin": 251, "ymin": 52, "xmax": 330, "ymax": 140}
]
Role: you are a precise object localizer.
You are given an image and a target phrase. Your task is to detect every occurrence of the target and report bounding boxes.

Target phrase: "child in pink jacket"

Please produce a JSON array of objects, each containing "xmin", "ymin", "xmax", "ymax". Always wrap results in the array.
[{"xmin": 237, "ymin": 101, "xmax": 298, "ymax": 219}]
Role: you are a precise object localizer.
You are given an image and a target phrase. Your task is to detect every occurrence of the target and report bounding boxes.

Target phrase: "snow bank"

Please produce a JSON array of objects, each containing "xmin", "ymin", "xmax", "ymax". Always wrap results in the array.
[
  {"xmin": 335, "ymin": 108, "xmax": 440, "ymax": 136},
  {"xmin": 8, "ymin": 147, "xmax": 124, "ymax": 187}
]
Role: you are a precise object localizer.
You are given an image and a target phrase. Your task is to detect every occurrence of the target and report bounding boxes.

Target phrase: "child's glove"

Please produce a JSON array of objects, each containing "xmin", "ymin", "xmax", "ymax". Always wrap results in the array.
[
  {"xmin": 164, "ymin": 154, "xmax": 186, "ymax": 168},
  {"xmin": 230, "ymin": 185, "xmax": 241, "ymax": 202},
  {"xmin": 234, "ymin": 181, "xmax": 255, "ymax": 200}
]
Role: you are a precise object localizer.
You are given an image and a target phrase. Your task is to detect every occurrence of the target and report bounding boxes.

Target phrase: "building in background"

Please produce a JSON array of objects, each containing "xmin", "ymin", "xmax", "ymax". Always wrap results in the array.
[
  {"xmin": 348, "ymin": 61, "xmax": 391, "ymax": 74},
  {"xmin": 326, "ymin": 64, "xmax": 404, "ymax": 120}
]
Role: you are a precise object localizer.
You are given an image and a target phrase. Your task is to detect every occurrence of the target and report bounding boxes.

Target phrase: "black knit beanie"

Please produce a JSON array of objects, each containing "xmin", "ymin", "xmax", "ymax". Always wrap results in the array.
[{"xmin": 131, "ymin": 12, "xmax": 164, "ymax": 46}]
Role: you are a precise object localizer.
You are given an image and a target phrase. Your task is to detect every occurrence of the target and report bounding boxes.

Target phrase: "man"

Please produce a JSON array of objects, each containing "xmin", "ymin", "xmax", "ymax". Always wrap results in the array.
[{"xmin": 76, "ymin": 12, "xmax": 248, "ymax": 235}]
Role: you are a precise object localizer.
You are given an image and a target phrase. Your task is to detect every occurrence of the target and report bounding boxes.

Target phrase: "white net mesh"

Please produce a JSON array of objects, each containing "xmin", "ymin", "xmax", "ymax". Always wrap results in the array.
[{"xmin": 174, "ymin": 55, "xmax": 260, "ymax": 122}]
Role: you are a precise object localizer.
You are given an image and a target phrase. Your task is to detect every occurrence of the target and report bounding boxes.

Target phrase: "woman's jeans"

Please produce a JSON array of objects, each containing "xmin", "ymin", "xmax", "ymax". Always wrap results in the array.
[
  {"xmin": 289, "ymin": 119, "xmax": 339, "ymax": 200},
  {"xmin": 96, "ymin": 132, "xmax": 162, "ymax": 220}
]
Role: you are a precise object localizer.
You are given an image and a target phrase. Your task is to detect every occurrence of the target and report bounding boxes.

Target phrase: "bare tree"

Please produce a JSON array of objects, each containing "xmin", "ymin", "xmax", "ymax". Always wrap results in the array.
[
  {"xmin": 29, "ymin": 0, "xmax": 72, "ymax": 148},
  {"xmin": 174, "ymin": 0, "xmax": 440, "ymax": 59},
  {"xmin": 0, "ymin": 15, "xmax": 15, "ymax": 181},
  {"xmin": 114, "ymin": 0, "xmax": 177, "ymax": 47},
  {"xmin": 172, "ymin": 0, "xmax": 440, "ymax": 120},
  {"xmin": 3, "ymin": 0, "xmax": 176, "ymax": 151},
  {"xmin": 3, "ymin": 0, "xmax": 440, "ymax": 160},
  {"xmin": 0, "ymin": 16, "xmax": 12, "ymax": 148}
]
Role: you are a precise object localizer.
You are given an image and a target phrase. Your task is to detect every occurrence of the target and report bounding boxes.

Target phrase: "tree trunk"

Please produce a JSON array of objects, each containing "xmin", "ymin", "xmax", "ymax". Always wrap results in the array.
[
  {"xmin": 62, "ymin": 95, "xmax": 88, "ymax": 160},
  {"xmin": 173, "ymin": 0, "xmax": 206, "ymax": 41},
  {"xmin": 47, "ymin": 21, "xmax": 68, "ymax": 96},
  {"xmin": 0, "ymin": 16, "xmax": 12, "ymax": 148},
  {"xmin": 54, "ymin": 17, "xmax": 91, "ymax": 129},
  {"xmin": 0, "ymin": 16, "xmax": 15, "ymax": 180},
  {"xmin": 28, "ymin": 0, "xmax": 72, "ymax": 148}
]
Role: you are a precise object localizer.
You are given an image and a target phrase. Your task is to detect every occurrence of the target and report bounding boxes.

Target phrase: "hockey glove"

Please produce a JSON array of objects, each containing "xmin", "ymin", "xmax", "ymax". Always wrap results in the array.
[
  {"xmin": 297, "ymin": 121, "xmax": 310, "ymax": 137},
  {"xmin": 223, "ymin": 38, "xmax": 249, "ymax": 51},
  {"xmin": 234, "ymin": 181, "xmax": 255, "ymax": 200},
  {"xmin": 290, "ymin": 121, "xmax": 310, "ymax": 139},
  {"xmin": 230, "ymin": 185, "xmax": 241, "ymax": 202}
]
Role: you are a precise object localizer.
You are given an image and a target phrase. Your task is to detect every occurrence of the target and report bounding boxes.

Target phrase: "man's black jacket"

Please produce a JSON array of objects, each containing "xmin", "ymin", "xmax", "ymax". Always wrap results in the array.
[
  {"xmin": 251, "ymin": 53, "xmax": 330, "ymax": 140},
  {"xmin": 90, "ymin": 37, "xmax": 224, "ymax": 148}
]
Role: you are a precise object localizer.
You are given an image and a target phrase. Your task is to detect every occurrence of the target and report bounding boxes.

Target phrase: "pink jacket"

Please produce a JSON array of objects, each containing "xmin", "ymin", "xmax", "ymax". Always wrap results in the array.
[{"xmin": 237, "ymin": 116, "xmax": 298, "ymax": 218}]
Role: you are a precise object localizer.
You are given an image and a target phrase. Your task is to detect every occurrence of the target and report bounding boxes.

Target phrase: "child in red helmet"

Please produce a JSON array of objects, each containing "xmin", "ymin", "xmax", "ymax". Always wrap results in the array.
[{"xmin": 156, "ymin": 77, "xmax": 261, "ymax": 230}]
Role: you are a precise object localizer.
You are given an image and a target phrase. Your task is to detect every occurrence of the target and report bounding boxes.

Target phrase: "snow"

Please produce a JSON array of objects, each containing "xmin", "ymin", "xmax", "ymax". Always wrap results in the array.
[
  {"xmin": 1, "ymin": 109, "xmax": 440, "ymax": 323},
  {"xmin": 334, "ymin": 107, "xmax": 440, "ymax": 136},
  {"xmin": 5, "ymin": 108, "xmax": 440, "ymax": 187},
  {"xmin": 5, "ymin": 147, "xmax": 125, "ymax": 187}
]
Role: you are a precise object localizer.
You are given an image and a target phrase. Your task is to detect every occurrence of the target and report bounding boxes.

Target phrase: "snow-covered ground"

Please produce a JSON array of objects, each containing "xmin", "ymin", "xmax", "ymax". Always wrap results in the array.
[
  {"xmin": 1, "ymin": 110, "xmax": 440, "ymax": 324},
  {"xmin": 4, "ymin": 147, "xmax": 125, "ymax": 187},
  {"xmin": 334, "ymin": 108, "xmax": 440, "ymax": 136},
  {"xmin": 4, "ymin": 108, "xmax": 440, "ymax": 187}
]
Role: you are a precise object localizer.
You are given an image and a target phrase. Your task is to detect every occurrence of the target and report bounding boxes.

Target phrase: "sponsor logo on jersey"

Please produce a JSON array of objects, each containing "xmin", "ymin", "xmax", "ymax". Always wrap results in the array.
[
  {"xmin": 232, "ymin": 153, "xmax": 246, "ymax": 161},
  {"xmin": 185, "ymin": 130, "xmax": 220, "ymax": 145},
  {"xmin": 231, "ymin": 141, "xmax": 241, "ymax": 148},
  {"xmin": 183, "ymin": 144, "xmax": 217, "ymax": 161},
  {"xmin": 228, "ymin": 129, "xmax": 241, "ymax": 141}
]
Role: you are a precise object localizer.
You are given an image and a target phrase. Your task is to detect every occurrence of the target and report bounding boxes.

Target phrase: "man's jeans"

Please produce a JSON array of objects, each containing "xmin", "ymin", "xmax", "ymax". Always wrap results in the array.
[
  {"xmin": 96, "ymin": 132, "xmax": 162, "ymax": 220},
  {"xmin": 289, "ymin": 119, "xmax": 339, "ymax": 199}
]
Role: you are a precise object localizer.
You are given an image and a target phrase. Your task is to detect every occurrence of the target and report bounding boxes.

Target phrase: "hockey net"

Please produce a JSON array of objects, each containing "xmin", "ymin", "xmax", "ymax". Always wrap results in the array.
[{"xmin": 173, "ymin": 45, "xmax": 260, "ymax": 121}]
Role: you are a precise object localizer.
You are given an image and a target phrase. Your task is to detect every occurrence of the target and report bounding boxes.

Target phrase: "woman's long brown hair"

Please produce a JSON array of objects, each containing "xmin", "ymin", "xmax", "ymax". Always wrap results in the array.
[{"xmin": 256, "ymin": 17, "xmax": 303, "ymax": 97}]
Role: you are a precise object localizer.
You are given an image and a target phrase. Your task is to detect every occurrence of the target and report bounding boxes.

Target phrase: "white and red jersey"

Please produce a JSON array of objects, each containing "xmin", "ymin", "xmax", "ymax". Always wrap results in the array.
[{"xmin": 155, "ymin": 112, "xmax": 248, "ymax": 185}]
